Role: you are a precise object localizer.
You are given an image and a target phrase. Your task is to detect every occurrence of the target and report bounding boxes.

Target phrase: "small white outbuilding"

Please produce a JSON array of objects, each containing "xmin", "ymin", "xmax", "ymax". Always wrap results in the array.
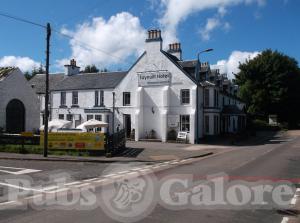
[{"xmin": 0, "ymin": 67, "xmax": 40, "ymax": 133}]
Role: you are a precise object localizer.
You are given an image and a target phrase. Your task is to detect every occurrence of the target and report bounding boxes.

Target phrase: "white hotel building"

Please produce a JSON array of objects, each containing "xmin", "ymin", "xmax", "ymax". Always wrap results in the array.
[{"xmin": 30, "ymin": 29, "xmax": 246, "ymax": 144}]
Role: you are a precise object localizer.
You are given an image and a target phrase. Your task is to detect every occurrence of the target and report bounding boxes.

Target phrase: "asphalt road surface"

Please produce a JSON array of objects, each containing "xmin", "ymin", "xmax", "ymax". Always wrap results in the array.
[{"xmin": 0, "ymin": 131, "xmax": 300, "ymax": 223}]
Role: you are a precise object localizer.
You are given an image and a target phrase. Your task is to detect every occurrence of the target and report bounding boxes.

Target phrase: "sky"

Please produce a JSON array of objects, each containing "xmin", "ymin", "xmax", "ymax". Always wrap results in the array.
[{"xmin": 0, "ymin": 0, "xmax": 299, "ymax": 79}]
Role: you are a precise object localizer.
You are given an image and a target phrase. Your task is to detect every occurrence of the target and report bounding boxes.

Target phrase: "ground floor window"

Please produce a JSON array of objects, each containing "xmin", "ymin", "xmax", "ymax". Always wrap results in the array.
[
  {"xmin": 95, "ymin": 115, "xmax": 102, "ymax": 121},
  {"xmin": 95, "ymin": 115, "xmax": 102, "ymax": 132},
  {"xmin": 87, "ymin": 115, "xmax": 93, "ymax": 121},
  {"xmin": 58, "ymin": 114, "xmax": 64, "ymax": 120},
  {"xmin": 214, "ymin": 115, "xmax": 219, "ymax": 134},
  {"xmin": 66, "ymin": 114, "xmax": 73, "ymax": 121},
  {"xmin": 205, "ymin": 116, "xmax": 209, "ymax": 134},
  {"xmin": 180, "ymin": 115, "xmax": 190, "ymax": 132}
]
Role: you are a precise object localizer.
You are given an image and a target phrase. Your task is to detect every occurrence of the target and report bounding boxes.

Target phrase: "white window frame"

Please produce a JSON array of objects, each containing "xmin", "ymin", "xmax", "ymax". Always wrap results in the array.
[
  {"xmin": 72, "ymin": 91, "xmax": 78, "ymax": 105},
  {"xmin": 181, "ymin": 89, "xmax": 190, "ymax": 104},
  {"xmin": 60, "ymin": 92, "xmax": 66, "ymax": 106},
  {"xmin": 180, "ymin": 115, "xmax": 190, "ymax": 132},
  {"xmin": 123, "ymin": 92, "xmax": 131, "ymax": 106}
]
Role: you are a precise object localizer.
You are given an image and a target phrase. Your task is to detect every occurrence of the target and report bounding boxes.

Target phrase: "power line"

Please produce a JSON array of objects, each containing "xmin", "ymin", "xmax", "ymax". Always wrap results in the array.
[
  {"xmin": 0, "ymin": 11, "xmax": 46, "ymax": 29},
  {"xmin": 52, "ymin": 28, "xmax": 134, "ymax": 66},
  {"xmin": 0, "ymin": 10, "xmax": 141, "ymax": 67}
]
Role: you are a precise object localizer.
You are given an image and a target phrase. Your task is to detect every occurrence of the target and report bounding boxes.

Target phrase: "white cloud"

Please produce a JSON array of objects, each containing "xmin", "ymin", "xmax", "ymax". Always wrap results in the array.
[
  {"xmin": 0, "ymin": 56, "xmax": 40, "ymax": 72},
  {"xmin": 58, "ymin": 12, "xmax": 146, "ymax": 69},
  {"xmin": 212, "ymin": 50, "xmax": 260, "ymax": 79},
  {"xmin": 159, "ymin": 0, "xmax": 267, "ymax": 44},
  {"xmin": 199, "ymin": 18, "xmax": 221, "ymax": 41}
]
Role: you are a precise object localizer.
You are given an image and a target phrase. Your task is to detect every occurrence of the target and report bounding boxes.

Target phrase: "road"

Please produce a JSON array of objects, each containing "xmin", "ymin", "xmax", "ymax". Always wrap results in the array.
[{"xmin": 0, "ymin": 131, "xmax": 299, "ymax": 223}]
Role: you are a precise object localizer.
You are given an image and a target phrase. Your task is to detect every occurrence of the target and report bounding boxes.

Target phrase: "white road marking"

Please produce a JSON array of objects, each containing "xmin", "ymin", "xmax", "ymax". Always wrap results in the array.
[
  {"xmin": 281, "ymin": 217, "xmax": 290, "ymax": 223},
  {"xmin": 290, "ymin": 194, "xmax": 299, "ymax": 205},
  {"xmin": 24, "ymin": 194, "xmax": 43, "ymax": 200},
  {"xmin": 94, "ymin": 179, "xmax": 106, "ymax": 183},
  {"xmin": 0, "ymin": 201, "xmax": 19, "ymax": 206},
  {"xmin": 103, "ymin": 173, "xmax": 118, "ymax": 178},
  {"xmin": 0, "ymin": 166, "xmax": 41, "ymax": 175},
  {"xmin": 296, "ymin": 188, "xmax": 300, "ymax": 193},
  {"xmin": 116, "ymin": 171, "xmax": 130, "ymax": 174},
  {"xmin": 74, "ymin": 183, "xmax": 90, "ymax": 188},
  {"xmin": 83, "ymin": 178, "xmax": 99, "ymax": 182},
  {"xmin": 42, "ymin": 185, "xmax": 59, "ymax": 191},
  {"xmin": 0, "ymin": 182, "xmax": 45, "ymax": 193},
  {"xmin": 64, "ymin": 181, "xmax": 81, "ymax": 186},
  {"xmin": 47, "ymin": 188, "xmax": 69, "ymax": 194}
]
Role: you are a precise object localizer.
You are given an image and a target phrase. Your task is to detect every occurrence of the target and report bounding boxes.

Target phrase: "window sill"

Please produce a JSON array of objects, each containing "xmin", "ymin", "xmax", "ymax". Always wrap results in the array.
[
  {"xmin": 71, "ymin": 105, "xmax": 79, "ymax": 108},
  {"xmin": 59, "ymin": 105, "xmax": 67, "ymax": 108}
]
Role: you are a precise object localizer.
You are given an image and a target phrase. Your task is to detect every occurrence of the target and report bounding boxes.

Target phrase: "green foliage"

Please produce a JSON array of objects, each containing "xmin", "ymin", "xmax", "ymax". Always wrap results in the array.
[
  {"xmin": 83, "ymin": 64, "xmax": 99, "ymax": 73},
  {"xmin": 24, "ymin": 63, "xmax": 45, "ymax": 80},
  {"xmin": 235, "ymin": 49, "xmax": 300, "ymax": 128}
]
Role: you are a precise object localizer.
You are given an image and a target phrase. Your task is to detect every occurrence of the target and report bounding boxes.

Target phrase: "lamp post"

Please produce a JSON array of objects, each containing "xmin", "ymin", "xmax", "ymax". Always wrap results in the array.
[{"xmin": 195, "ymin": 48, "xmax": 213, "ymax": 144}]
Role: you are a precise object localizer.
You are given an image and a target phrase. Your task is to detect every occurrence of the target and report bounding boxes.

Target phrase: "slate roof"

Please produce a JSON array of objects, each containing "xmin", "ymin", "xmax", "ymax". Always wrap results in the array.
[
  {"xmin": 178, "ymin": 60, "xmax": 198, "ymax": 68},
  {"xmin": 0, "ymin": 67, "xmax": 16, "ymax": 81},
  {"xmin": 52, "ymin": 71, "xmax": 127, "ymax": 91},
  {"xmin": 30, "ymin": 71, "xmax": 127, "ymax": 92},
  {"xmin": 222, "ymin": 105, "xmax": 245, "ymax": 115},
  {"xmin": 29, "ymin": 73, "xmax": 65, "ymax": 94}
]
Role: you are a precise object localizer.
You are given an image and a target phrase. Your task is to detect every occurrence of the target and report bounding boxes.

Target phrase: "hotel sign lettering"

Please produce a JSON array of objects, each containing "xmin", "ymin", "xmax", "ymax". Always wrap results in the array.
[{"xmin": 138, "ymin": 71, "xmax": 171, "ymax": 86}]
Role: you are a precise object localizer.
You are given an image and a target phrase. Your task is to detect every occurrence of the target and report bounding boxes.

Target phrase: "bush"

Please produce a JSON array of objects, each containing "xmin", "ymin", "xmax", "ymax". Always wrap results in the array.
[
  {"xmin": 167, "ymin": 129, "xmax": 177, "ymax": 140},
  {"xmin": 252, "ymin": 119, "xmax": 281, "ymax": 131}
]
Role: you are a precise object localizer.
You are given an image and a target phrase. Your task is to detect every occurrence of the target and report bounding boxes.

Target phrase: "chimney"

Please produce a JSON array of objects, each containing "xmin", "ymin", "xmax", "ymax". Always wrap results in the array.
[
  {"xmin": 167, "ymin": 42, "xmax": 182, "ymax": 60},
  {"xmin": 64, "ymin": 59, "xmax": 80, "ymax": 76},
  {"xmin": 145, "ymin": 29, "xmax": 162, "ymax": 54}
]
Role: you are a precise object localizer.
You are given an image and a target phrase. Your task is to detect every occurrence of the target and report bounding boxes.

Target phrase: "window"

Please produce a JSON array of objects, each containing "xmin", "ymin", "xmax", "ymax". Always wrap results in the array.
[
  {"xmin": 95, "ymin": 115, "xmax": 102, "ymax": 121},
  {"xmin": 214, "ymin": 115, "xmax": 219, "ymax": 134},
  {"xmin": 204, "ymin": 89, "xmax": 210, "ymax": 107},
  {"xmin": 58, "ymin": 114, "xmax": 64, "ymax": 120},
  {"xmin": 214, "ymin": 89, "xmax": 219, "ymax": 107},
  {"xmin": 66, "ymin": 114, "xmax": 73, "ymax": 121},
  {"xmin": 72, "ymin": 91, "xmax": 78, "ymax": 105},
  {"xmin": 223, "ymin": 97, "xmax": 225, "ymax": 106},
  {"xmin": 180, "ymin": 115, "xmax": 190, "ymax": 132},
  {"xmin": 205, "ymin": 116, "xmax": 210, "ymax": 134},
  {"xmin": 181, "ymin": 89, "xmax": 190, "ymax": 104},
  {"xmin": 87, "ymin": 115, "xmax": 93, "ymax": 121},
  {"xmin": 123, "ymin": 92, "xmax": 131, "ymax": 106},
  {"xmin": 95, "ymin": 91, "xmax": 99, "ymax": 106},
  {"xmin": 60, "ymin": 92, "xmax": 66, "ymax": 106},
  {"xmin": 100, "ymin": 90, "xmax": 104, "ymax": 106}
]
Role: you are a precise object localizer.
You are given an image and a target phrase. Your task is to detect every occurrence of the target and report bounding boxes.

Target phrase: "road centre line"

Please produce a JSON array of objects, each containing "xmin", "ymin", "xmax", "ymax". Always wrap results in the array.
[
  {"xmin": 64, "ymin": 181, "xmax": 82, "ymax": 186},
  {"xmin": 83, "ymin": 178, "xmax": 100, "ymax": 182},
  {"xmin": 74, "ymin": 183, "xmax": 90, "ymax": 188}
]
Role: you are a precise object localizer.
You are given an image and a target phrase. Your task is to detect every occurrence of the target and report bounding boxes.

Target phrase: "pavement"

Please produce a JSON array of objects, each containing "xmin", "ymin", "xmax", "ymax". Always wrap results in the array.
[{"xmin": 0, "ymin": 130, "xmax": 280, "ymax": 163}]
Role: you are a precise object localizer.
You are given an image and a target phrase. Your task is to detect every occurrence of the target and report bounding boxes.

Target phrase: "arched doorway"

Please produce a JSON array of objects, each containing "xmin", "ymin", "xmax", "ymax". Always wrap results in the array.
[{"xmin": 6, "ymin": 99, "xmax": 25, "ymax": 133}]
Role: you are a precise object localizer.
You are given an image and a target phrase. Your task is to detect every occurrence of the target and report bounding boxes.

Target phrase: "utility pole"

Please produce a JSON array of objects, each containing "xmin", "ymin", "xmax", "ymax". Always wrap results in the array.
[
  {"xmin": 44, "ymin": 23, "xmax": 51, "ymax": 157},
  {"xmin": 112, "ymin": 92, "xmax": 115, "ymax": 136}
]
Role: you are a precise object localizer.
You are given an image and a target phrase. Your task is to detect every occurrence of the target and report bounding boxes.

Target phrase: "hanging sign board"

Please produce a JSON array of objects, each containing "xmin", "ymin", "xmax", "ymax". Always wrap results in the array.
[{"xmin": 138, "ymin": 70, "xmax": 171, "ymax": 86}]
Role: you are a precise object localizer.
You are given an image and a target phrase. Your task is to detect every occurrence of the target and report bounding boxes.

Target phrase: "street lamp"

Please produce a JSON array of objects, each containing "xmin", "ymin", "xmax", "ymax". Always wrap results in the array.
[{"xmin": 195, "ymin": 48, "xmax": 213, "ymax": 144}]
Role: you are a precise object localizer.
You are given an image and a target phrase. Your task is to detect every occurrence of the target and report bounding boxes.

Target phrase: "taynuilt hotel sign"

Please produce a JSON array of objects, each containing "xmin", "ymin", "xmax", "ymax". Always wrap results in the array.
[{"xmin": 138, "ymin": 70, "xmax": 171, "ymax": 86}]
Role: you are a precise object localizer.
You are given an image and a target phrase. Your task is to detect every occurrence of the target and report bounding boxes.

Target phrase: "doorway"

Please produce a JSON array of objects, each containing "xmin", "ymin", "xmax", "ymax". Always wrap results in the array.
[
  {"xmin": 6, "ymin": 99, "xmax": 25, "ymax": 133},
  {"xmin": 124, "ymin": 114, "xmax": 131, "ymax": 138}
]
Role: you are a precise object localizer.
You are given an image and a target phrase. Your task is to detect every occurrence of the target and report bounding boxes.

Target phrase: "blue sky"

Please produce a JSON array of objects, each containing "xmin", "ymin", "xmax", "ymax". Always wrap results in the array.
[{"xmin": 0, "ymin": 0, "xmax": 299, "ymax": 78}]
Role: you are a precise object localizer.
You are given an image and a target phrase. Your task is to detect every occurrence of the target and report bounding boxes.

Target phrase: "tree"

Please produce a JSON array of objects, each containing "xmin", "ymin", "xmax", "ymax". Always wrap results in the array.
[
  {"xmin": 83, "ymin": 65, "xmax": 99, "ymax": 73},
  {"xmin": 24, "ymin": 63, "xmax": 45, "ymax": 80},
  {"xmin": 235, "ymin": 49, "xmax": 300, "ymax": 127}
]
